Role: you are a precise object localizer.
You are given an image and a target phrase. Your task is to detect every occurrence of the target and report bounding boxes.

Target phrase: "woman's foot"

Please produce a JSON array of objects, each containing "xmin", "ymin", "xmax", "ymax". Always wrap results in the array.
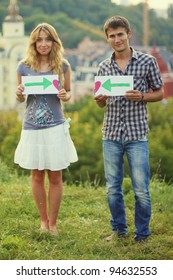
[
  {"xmin": 40, "ymin": 220, "xmax": 49, "ymax": 232},
  {"xmin": 49, "ymin": 226, "xmax": 58, "ymax": 236}
]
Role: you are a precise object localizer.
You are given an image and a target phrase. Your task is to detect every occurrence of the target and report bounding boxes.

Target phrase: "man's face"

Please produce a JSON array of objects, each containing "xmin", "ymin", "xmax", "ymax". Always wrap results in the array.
[{"xmin": 107, "ymin": 27, "xmax": 131, "ymax": 53}]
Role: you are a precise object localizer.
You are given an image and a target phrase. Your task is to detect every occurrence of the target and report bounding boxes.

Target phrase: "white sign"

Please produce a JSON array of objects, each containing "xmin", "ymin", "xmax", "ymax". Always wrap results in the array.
[
  {"xmin": 95, "ymin": 75, "xmax": 133, "ymax": 96},
  {"xmin": 22, "ymin": 75, "xmax": 59, "ymax": 95}
]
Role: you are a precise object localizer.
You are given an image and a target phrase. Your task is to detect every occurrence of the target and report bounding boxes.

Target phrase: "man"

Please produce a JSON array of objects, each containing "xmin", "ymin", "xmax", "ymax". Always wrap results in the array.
[{"xmin": 94, "ymin": 15, "xmax": 163, "ymax": 242}]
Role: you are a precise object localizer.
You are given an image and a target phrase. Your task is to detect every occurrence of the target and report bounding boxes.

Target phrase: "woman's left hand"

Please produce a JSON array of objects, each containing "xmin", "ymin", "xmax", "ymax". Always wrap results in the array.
[{"xmin": 57, "ymin": 89, "xmax": 70, "ymax": 102}]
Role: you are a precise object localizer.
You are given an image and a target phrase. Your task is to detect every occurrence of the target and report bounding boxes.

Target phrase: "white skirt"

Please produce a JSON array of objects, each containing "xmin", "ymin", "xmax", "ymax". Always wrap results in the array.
[{"xmin": 14, "ymin": 118, "xmax": 78, "ymax": 171}]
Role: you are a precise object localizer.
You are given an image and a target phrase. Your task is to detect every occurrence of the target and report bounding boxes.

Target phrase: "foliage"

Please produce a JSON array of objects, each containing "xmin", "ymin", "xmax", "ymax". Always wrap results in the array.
[
  {"xmin": 0, "ymin": 98, "xmax": 173, "ymax": 184},
  {"xmin": 64, "ymin": 97, "xmax": 173, "ymax": 184},
  {"xmin": 63, "ymin": 95, "xmax": 105, "ymax": 185},
  {"xmin": 0, "ymin": 170, "xmax": 173, "ymax": 260},
  {"xmin": 168, "ymin": 4, "xmax": 173, "ymax": 19},
  {"xmin": 0, "ymin": 0, "xmax": 173, "ymax": 50},
  {"xmin": 0, "ymin": 159, "xmax": 15, "ymax": 183},
  {"xmin": 148, "ymin": 100, "xmax": 173, "ymax": 182},
  {"xmin": 0, "ymin": 110, "xmax": 29, "ymax": 176},
  {"xmin": 0, "ymin": 111, "xmax": 21, "ymax": 160}
]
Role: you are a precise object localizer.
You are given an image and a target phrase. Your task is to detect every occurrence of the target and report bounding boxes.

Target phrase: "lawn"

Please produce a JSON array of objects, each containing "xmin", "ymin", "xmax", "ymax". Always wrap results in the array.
[{"xmin": 0, "ymin": 173, "xmax": 173, "ymax": 260}]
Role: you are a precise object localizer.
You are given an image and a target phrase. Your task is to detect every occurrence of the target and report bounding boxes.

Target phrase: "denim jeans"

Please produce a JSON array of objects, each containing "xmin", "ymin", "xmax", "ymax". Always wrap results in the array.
[{"xmin": 103, "ymin": 138, "xmax": 151, "ymax": 238}]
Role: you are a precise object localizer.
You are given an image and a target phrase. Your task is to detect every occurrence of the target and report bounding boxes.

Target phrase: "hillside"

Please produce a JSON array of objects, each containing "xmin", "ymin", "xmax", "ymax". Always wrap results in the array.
[{"xmin": 0, "ymin": 0, "xmax": 173, "ymax": 50}]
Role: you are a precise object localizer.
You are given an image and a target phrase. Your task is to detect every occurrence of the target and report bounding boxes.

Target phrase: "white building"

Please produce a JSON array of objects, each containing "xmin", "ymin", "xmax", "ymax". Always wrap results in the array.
[{"xmin": 0, "ymin": 0, "xmax": 28, "ymax": 110}]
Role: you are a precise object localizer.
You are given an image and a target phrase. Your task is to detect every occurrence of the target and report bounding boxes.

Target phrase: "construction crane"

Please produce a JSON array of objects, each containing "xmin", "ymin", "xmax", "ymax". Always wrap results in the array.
[{"xmin": 143, "ymin": 0, "xmax": 149, "ymax": 46}]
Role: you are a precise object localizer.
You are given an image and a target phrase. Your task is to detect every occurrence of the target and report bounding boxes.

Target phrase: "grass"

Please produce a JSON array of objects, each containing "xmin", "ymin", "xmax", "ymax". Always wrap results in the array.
[{"xmin": 0, "ymin": 170, "xmax": 173, "ymax": 260}]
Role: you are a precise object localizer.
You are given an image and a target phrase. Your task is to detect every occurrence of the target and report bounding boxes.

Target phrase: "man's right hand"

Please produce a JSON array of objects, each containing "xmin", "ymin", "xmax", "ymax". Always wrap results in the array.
[{"xmin": 94, "ymin": 94, "xmax": 107, "ymax": 107}]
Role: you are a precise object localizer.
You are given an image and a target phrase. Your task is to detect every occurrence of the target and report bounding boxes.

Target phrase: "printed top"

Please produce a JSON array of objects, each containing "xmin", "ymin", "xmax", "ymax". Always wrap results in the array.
[
  {"xmin": 17, "ymin": 62, "xmax": 69, "ymax": 130},
  {"xmin": 97, "ymin": 48, "xmax": 163, "ymax": 141}
]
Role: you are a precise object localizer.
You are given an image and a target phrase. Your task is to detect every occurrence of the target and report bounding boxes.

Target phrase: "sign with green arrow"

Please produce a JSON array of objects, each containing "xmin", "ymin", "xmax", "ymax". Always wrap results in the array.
[
  {"xmin": 22, "ymin": 75, "xmax": 59, "ymax": 95},
  {"xmin": 95, "ymin": 75, "xmax": 133, "ymax": 96}
]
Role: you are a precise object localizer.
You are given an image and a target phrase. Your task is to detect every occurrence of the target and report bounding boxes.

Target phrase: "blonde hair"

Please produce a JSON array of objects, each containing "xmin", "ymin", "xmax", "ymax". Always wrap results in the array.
[{"xmin": 22, "ymin": 23, "xmax": 67, "ymax": 86}]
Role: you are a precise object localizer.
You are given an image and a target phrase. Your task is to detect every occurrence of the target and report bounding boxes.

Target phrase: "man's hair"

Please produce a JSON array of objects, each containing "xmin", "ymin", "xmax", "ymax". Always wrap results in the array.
[{"xmin": 104, "ymin": 15, "xmax": 131, "ymax": 37}]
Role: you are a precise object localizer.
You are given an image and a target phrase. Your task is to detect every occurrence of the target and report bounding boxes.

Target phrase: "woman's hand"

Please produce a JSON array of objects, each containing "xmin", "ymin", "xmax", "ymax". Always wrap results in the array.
[
  {"xmin": 57, "ymin": 89, "xmax": 71, "ymax": 102},
  {"xmin": 16, "ymin": 84, "xmax": 25, "ymax": 102}
]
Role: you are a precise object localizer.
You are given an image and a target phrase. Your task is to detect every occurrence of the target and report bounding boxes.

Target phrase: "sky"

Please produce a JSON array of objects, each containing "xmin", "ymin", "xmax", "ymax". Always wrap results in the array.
[{"xmin": 112, "ymin": 0, "xmax": 172, "ymax": 10}]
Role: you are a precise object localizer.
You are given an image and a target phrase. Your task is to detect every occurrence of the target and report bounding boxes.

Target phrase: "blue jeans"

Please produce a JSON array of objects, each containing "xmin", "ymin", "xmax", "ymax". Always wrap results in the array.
[{"xmin": 103, "ymin": 138, "xmax": 151, "ymax": 238}]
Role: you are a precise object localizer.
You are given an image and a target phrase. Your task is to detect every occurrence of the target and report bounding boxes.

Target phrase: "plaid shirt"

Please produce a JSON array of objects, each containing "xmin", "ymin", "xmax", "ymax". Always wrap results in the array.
[{"xmin": 98, "ymin": 48, "xmax": 163, "ymax": 141}]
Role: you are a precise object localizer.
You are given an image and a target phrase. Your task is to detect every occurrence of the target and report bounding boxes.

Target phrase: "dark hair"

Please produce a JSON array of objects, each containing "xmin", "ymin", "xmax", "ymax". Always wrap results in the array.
[{"xmin": 104, "ymin": 16, "xmax": 131, "ymax": 37}]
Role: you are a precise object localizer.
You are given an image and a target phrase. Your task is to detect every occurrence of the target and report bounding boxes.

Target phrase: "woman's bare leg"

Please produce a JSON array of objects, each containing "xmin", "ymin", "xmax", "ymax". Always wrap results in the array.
[
  {"xmin": 47, "ymin": 170, "xmax": 63, "ymax": 234},
  {"xmin": 31, "ymin": 170, "xmax": 49, "ymax": 230}
]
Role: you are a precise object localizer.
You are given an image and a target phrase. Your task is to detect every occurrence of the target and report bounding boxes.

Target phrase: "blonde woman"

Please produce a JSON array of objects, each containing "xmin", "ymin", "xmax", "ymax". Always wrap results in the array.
[{"xmin": 15, "ymin": 23, "xmax": 78, "ymax": 236}]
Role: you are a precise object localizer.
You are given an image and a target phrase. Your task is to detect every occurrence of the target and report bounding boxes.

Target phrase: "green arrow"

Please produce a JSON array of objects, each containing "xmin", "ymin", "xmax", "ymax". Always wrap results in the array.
[
  {"xmin": 102, "ymin": 79, "xmax": 130, "ymax": 92},
  {"xmin": 24, "ymin": 77, "xmax": 52, "ymax": 90}
]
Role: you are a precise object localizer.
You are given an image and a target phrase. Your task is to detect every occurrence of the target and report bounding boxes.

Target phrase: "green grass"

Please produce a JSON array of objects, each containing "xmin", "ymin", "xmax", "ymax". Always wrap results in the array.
[{"xmin": 0, "ymin": 172, "xmax": 173, "ymax": 260}]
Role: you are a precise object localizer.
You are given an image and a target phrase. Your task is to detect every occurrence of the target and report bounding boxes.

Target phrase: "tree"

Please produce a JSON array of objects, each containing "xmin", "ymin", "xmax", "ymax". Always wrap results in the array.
[
  {"xmin": 63, "ymin": 96, "xmax": 105, "ymax": 185},
  {"xmin": 0, "ymin": 111, "xmax": 20, "ymax": 156},
  {"xmin": 148, "ymin": 100, "xmax": 173, "ymax": 182},
  {"xmin": 167, "ymin": 4, "xmax": 173, "ymax": 19},
  {"xmin": 1, "ymin": 97, "xmax": 173, "ymax": 184},
  {"xmin": 0, "ymin": 0, "xmax": 172, "ymax": 50}
]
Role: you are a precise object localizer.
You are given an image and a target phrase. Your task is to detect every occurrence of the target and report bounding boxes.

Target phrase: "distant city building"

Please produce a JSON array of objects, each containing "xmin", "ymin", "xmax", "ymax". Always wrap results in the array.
[
  {"xmin": 0, "ymin": 0, "xmax": 28, "ymax": 110},
  {"xmin": 149, "ymin": 46, "xmax": 173, "ymax": 99},
  {"xmin": 65, "ymin": 37, "xmax": 111, "ymax": 101}
]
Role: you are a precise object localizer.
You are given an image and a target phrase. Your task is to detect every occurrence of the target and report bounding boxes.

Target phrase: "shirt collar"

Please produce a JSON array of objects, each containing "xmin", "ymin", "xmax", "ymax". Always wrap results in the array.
[{"xmin": 110, "ymin": 47, "xmax": 138, "ymax": 64}]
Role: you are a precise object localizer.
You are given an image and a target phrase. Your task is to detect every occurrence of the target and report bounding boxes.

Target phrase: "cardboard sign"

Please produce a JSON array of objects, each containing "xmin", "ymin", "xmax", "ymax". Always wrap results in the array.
[
  {"xmin": 22, "ymin": 75, "xmax": 59, "ymax": 95},
  {"xmin": 95, "ymin": 75, "xmax": 133, "ymax": 96}
]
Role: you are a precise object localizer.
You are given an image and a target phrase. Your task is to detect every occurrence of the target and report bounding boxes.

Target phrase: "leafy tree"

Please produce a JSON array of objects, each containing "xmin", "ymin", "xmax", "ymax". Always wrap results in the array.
[
  {"xmin": 63, "ymin": 95, "xmax": 105, "ymax": 185},
  {"xmin": 0, "ymin": 98, "xmax": 173, "ymax": 184},
  {"xmin": 0, "ymin": 111, "xmax": 27, "ymax": 174},
  {"xmin": 63, "ymin": 97, "xmax": 173, "ymax": 184},
  {"xmin": 1, "ymin": 123, "xmax": 21, "ymax": 168},
  {"xmin": 0, "ymin": 111, "xmax": 20, "ymax": 155},
  {"xmin": 148, "ymin": 100, "xmax": 173, "ymax": 182},
  {"xmin": 0, "ymin": 0, "xmax": 172, "ymax": 50}
]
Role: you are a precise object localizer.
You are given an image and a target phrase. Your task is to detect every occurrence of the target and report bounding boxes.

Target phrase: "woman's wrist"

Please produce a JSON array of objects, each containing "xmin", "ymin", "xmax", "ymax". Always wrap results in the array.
[
  {"xmin": 16, "ymin": 95, "xmax": 25, "ymax": 102},
  {"xmin": 62, "ymin": 92, "xmax": 71, "ymax": 102}
]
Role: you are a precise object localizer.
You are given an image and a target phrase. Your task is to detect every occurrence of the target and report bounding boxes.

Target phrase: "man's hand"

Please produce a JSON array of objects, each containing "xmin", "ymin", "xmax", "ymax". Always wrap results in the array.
[
  {"xmin": 94, "ymin": 94, "xmax": 108, "ymax": 107},
  {"xmin": 125, "ymin": 90, "xmax": 143, "ymax": 102}
]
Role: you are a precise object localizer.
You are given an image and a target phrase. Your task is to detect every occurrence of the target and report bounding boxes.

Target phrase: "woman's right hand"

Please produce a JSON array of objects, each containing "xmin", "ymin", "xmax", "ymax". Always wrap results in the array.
[{"xmin": 16, "ymin": 84, "xmax": 25, "ymax": 102}]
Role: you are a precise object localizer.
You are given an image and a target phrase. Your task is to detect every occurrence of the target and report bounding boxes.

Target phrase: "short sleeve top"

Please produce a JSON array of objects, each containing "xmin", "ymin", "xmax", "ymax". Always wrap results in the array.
[
  {"xmin": 97, "ymin": 48, "xmax": 163, "ymax": 141},
  {"xmin": 17, "ymin": 62, "xmax": 69, "ymax": 130}
]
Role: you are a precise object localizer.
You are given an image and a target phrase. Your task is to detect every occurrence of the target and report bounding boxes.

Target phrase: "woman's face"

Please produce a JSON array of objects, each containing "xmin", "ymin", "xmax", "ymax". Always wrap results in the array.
[{"xmin": 35, "ymin": 30, "xmax": 53, "ymax": 56}]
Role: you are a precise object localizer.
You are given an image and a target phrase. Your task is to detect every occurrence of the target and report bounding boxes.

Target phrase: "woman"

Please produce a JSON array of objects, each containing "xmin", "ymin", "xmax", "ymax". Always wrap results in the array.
[{"xmin": 15, "ymin": 23, "xmax": 78, "ymax": 236}]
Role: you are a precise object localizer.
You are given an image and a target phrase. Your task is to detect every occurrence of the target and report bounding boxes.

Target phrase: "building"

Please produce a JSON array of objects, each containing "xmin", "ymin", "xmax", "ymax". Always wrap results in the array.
[
  {"xmin": 0, "ymin": 0, "xmax": 28, "ymax": 110},
  {"xmin": 66, "ymin": 38, "xmax": 173, "ymax": 101},
  {"xmin": 65, "ymin": 37, "xmax": 111, "ymax": 101}
]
